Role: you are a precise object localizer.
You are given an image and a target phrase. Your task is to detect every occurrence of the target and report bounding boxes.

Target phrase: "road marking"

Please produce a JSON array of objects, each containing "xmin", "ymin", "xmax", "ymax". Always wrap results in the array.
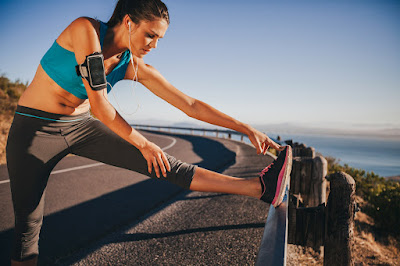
[
  {"xmin": 0, "ymin": 135, "xmax": 177, "ymax": 184},
  {"xmin": 160, "ymin": 136, "xmax": 177, "ymax": 151},
  {"xmin": 51, "ymin": 163, "xmax": 105, "ymax": 175}
]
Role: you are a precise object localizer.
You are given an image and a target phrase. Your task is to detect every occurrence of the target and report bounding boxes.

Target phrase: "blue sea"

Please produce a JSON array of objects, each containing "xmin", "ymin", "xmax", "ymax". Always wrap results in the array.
[{"xmin": 270, "ymin": 133, "xmax": 400, "ymax": 178}]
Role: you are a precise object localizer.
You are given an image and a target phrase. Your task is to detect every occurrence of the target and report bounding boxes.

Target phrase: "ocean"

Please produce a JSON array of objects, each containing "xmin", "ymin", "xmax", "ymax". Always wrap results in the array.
[{"xmin": 270, "ymin": 133, "xmax": 400, "ymax": 178}]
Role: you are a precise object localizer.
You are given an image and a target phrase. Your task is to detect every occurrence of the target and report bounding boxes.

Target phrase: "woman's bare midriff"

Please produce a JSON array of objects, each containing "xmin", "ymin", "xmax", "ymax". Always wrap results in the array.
[{"xmin": 18, "ymin": 64, "xmax": 91, "ymax": 115}]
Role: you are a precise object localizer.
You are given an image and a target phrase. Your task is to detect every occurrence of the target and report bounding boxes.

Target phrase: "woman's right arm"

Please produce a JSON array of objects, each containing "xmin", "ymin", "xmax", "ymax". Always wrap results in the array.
[{"xmin": 68, "ymin": 17, "xmax": 170, "ymax": 178}]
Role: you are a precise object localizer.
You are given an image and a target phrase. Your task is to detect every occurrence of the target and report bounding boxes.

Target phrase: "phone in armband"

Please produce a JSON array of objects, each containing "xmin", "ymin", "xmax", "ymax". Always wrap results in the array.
[{"xmin": 76, "ymin": 52, "xmax": 107, "ymax": 91}]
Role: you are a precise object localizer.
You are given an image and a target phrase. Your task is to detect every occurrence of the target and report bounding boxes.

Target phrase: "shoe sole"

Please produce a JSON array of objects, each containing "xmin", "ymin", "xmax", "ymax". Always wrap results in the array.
[{"xmin": 271, "ymin": 146, "xmax": 293, "ymax": 207}]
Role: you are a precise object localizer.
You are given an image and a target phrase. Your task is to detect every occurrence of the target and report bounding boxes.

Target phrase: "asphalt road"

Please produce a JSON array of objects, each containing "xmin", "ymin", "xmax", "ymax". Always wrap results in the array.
[{"xmin": 0, "ymin": 130, "xmax": 274, "ymax": 265}]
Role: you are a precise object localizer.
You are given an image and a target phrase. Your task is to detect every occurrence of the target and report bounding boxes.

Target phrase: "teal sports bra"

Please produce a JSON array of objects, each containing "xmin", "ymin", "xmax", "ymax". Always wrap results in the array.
[{"xmin": 40, "ymin": 20, "xmax": 131, "ymax": 99}]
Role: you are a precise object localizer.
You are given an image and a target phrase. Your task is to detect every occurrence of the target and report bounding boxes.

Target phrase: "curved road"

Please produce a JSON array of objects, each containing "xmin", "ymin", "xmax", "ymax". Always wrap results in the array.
[{"xmin": 0, "ymin": 130, "xmax": 274, "ymax": 265}]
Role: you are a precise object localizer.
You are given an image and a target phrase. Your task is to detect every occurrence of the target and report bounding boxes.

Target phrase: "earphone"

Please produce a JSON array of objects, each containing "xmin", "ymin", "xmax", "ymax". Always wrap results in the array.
[{"xmin": 109, "ymin": 20, "xmax": 140, "ymax": 116}]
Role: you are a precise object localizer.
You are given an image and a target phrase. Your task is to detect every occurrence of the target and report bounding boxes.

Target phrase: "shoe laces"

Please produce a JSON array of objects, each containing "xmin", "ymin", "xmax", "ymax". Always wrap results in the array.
[{"xmin": 259, "ymin": 162, "xmax": 274, "ymax": 177}]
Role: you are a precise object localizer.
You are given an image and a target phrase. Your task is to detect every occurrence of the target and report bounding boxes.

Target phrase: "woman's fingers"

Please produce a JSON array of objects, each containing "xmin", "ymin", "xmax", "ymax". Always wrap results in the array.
[
  {"xmin": 161, "ymin": 152, "xmax": 171, "ymax": 172},
  {"xmin": 263, "ymin": 145, "xmax": 270, "ymax": 155},
  {"xmin": 147, "ymin": 151, "xmax": 170, "ymax": 178},
  {"xmin": 267, "ymin": 138, "xmax": 282, "ymax": 151},
  {"xmin": 152, "ymin": 157, "xmax": 161, "ymax": 178},
  {"xmin": 147, "ymin": 159, "xmax": 152, "ymax": 174},
  {"xmin": 156, "ymin": 154, "xmax": 167, "ymax": 177}
]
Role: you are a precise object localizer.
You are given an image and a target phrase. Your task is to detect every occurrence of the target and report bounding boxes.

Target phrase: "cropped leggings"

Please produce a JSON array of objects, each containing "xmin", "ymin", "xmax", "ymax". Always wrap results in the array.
[{"xmin": 6, "ymin": 105, "xmax": 196, "ymax": 261}]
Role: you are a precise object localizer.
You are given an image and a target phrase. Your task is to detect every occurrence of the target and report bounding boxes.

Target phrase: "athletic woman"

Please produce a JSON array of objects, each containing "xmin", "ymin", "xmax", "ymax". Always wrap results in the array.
[{"xmin": 6, "ymin": 0, "xmax": 292, "ymax": 265}]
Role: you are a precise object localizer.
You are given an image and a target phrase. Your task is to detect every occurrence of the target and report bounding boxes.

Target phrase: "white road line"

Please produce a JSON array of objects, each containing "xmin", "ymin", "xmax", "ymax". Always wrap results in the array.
[
  {"xmin": 0, "ymin": 135, "xmax": 177, "ymax": 184},
  {"xmin": 160, "ymin": 136, "xmax": 177, "ymax": 151},
  {"xmin": 51, "ymin": 163, "xmax": 105, "ymax": 175},
  {"xmin": 0, "ymin": 179, "xmax": 10, "ymax": 185}
]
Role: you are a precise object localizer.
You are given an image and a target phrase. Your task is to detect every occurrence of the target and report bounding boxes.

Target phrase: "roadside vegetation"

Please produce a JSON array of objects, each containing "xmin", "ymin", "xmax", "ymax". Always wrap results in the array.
[
  {"xmin": 0, "ymin": 74, "xmax": 27, "ymax": 115},
  {"xmin": 0, "ymin": 74, "xmax": 27, "ymax": 164},
  {"xmin": 326, "ymin": 156, "xmax": 400, "ymax": 236}
]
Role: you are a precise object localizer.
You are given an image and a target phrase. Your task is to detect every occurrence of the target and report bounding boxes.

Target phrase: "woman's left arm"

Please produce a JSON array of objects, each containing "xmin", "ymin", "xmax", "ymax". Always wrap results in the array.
[{"xmin": 126, "ymin": 61, "xmax": 282, "ymax": 154}]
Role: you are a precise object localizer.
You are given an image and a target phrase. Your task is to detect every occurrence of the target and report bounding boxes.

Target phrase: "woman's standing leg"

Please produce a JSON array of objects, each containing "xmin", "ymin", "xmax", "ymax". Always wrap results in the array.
[{"xmin": 6, "ymin": 113, "xmax": 70, "ymax": 265}]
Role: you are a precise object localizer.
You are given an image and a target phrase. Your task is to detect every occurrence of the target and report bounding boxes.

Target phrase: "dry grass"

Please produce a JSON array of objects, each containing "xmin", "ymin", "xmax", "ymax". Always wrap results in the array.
[
  {"xmin": 287, "ymin": 196, "xmax": 399, "ymax": 265},
  {"xmin": 0, "ymin": 114, "xmax": 12, "ymax": 165}
]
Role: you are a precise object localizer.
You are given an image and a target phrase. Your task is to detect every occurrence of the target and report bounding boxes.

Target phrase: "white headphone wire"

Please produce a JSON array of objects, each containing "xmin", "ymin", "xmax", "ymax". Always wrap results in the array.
[{"xmin": 110, "ymin": 22, "xmax": 140, "ymax": 116}]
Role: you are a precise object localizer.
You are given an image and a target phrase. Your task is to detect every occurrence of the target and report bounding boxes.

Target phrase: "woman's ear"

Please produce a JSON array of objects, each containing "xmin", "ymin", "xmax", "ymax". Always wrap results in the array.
[{"xmin": 123, "ymin": 14, "xmax": 136, "ymax": 33}]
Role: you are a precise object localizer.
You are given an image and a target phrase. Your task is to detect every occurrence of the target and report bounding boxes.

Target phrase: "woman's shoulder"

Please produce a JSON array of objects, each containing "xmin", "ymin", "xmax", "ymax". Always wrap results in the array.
[
  {"xmin": 57, "ymin": 17, "xmax": 101, "ymax": 51},
  {"xmin": 68, "ymin": 17, "xmax": 100, "ymax": 36}
]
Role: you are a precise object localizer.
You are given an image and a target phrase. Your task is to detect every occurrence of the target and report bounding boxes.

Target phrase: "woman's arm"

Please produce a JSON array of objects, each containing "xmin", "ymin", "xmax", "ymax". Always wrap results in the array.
[
  {"xmin": 128, "ymin": 61, "xmax": 283, "ymax": 155},
  {"xmin": 69, "ymin": 17, "xmax": 170, "ymax": 177}
]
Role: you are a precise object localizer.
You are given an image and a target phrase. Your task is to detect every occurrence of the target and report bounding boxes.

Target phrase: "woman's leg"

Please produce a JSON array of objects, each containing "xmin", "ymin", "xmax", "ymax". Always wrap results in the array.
[
  {"xmin": 68, "ymin": 118, "xmax": 291, "ymax": 205},
  {"xmin": 6, "ymin": 111, "xmax": 70, "ymax": 265},
  {"xmin": 68, "ymin": 119, "xmax": 196, "ymax": 189},
  {"xmin": 189, "ymin": 167, "xmax": 262, "ymax": 198},
  {"xmin": 67, "ymin": 118, "xmax": 264, "ymax": 197}
]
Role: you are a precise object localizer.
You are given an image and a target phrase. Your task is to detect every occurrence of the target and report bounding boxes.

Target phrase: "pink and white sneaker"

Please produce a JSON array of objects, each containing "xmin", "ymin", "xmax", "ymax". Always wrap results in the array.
[{"xmin": 259, "ymin": 145, "xmax": 293, "ymax": 207}]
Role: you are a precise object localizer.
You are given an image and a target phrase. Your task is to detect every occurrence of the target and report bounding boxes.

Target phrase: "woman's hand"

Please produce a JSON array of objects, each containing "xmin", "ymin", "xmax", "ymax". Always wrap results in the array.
[
  {"xmin": 247, "ymin": 128, "xmax": 283, "ymax": 155},
  {"xmin": 139, "ymin": 141, "xmax": 171, "ymax": 178}
]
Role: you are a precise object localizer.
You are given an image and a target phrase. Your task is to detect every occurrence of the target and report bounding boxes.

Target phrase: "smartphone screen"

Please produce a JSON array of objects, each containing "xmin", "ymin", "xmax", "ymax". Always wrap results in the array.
[{"xmin": 88, "ymin": 55, "xmax": 106, "ymax": 88}]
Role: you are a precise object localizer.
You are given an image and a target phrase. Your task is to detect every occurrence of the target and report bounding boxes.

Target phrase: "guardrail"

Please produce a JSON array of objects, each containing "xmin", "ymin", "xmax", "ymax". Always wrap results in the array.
[
  {"xmin": 256, "ymin": 187, "xmax": 289, "ymax": 266},
  {"xmin": 131, "ymin": 124, "xmax": 283, "ymax": 145}
]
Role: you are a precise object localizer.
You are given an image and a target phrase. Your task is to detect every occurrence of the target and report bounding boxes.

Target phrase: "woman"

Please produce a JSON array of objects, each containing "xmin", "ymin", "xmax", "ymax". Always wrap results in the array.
[{"xmin": 6, "ymin": 0, "xmax": 292, "ymax": 265}]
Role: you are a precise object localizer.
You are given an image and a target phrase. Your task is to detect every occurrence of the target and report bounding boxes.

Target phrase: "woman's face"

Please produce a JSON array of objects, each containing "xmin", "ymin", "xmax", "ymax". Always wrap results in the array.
[{"xmin": 129, "ymin": 18, "xmax": 169, "ymax": 58}]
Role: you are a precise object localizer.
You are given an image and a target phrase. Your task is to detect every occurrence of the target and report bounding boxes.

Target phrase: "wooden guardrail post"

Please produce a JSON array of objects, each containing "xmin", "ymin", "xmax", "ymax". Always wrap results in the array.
[
  {"xmin": 289, "ymin": 143, "xmax": 327, "ymax": 207},
  {"xmin": 288, "ymin": 142, "xmax": 327, "ymax": 250},
  {"xmin": 324, "ymin": 171, "xmax": 355, "ymax": 266}
]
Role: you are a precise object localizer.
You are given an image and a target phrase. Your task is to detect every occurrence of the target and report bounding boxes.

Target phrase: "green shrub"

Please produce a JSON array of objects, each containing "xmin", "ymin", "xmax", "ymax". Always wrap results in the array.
[
  {"xmin": 369, "ymin": 186, "xmax": 400, "ymax": 234},
  {"xmin": 326, "ymin": 156, "xmax": 400, "ymax": 235}
]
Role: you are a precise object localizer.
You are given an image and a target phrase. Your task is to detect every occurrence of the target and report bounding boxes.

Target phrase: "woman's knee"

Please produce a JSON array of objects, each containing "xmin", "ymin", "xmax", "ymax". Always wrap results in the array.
[{"xmin": 163, "ymin": 153, "xmax": 197, "ymax": 189}]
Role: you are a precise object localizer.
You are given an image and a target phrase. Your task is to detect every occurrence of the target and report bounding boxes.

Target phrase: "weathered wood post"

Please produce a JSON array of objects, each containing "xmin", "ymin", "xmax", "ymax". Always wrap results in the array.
[
  {"xmin": 288, "ymin": 142, "xmax": 328, "ymax": 250},
  {"xmin": 289, "ymin": 143, "xmax": 327, "ymax": 207},
  {"xmin": 324, "ymin": 171, "xmax": 355, "ymax": 266},
  {"xmin": 310, "ymin": 156, "xmax": 327, "ymax": 207}
]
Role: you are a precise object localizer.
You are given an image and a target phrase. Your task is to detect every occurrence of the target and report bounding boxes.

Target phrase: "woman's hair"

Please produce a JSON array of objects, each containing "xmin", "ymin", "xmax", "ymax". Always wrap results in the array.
[{"xmin": 107, "ymin": 0, "xmax": 169, "ymax": 27}]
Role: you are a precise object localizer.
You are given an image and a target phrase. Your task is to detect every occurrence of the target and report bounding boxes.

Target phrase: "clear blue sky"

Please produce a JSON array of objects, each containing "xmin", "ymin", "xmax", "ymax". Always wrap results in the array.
[{"xmin": 1, "ymin": 0, "xmax": 399, "ymax": 134}]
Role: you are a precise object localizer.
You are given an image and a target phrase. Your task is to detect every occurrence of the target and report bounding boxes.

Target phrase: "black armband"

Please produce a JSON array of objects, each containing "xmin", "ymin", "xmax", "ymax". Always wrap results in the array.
[{"xmin": 76, "ymin": 52, "xmax": 107, "ymax": 91}]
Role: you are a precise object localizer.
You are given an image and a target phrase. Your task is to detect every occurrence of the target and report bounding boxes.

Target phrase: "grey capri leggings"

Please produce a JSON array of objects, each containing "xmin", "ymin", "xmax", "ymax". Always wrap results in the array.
[{"xmin": 6, "ymin": 105, "xmax": 196, "ymax": 261}]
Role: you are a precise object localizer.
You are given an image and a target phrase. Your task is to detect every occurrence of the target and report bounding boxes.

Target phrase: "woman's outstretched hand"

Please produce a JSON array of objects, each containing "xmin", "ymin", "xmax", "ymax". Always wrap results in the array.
[
  {"xmin": 139, "ymin": 141, "xmax": 171, "ymax": 178},
  {"xmin": 247, "ymin": 128, "xmax": 284, "ymax": 155}
]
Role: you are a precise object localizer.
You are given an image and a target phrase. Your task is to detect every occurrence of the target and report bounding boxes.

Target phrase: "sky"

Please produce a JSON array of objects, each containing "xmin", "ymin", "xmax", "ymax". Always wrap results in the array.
[{"xmin": 0, "ymin": 0, "xmax": 399, "ymax": 136}]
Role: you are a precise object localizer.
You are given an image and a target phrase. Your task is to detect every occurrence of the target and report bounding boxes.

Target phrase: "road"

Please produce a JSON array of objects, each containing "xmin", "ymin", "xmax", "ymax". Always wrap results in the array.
[{"xmin": 0, "ymin": 130, "xmax": 273, "ymax": 265}]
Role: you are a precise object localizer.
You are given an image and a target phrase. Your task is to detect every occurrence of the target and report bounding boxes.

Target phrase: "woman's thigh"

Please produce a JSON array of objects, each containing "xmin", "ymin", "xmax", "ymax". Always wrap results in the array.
[{"xmin": 68, "ymin": 118, "xmax": 196, "ymax": 189}]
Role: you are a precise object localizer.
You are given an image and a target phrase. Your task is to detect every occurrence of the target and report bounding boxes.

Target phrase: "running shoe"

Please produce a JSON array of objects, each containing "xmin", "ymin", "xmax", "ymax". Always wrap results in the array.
[{"xmin": 259, "ymin": 145, "xmax": 292, "ymax": 207}]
